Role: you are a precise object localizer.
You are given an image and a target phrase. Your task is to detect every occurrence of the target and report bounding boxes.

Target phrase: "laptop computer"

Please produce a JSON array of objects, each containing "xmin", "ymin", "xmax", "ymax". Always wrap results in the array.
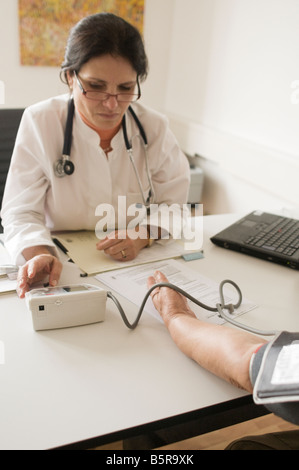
[{"xmin": 210, "ymin": 211, "xmax": 299, "ymax": 270}]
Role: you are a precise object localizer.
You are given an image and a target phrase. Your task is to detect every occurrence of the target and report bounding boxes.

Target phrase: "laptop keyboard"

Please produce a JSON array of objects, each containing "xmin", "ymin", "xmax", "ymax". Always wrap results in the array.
[{"xmin": 245, "ymin": 218, "xmax": 299, "ymax": 256}]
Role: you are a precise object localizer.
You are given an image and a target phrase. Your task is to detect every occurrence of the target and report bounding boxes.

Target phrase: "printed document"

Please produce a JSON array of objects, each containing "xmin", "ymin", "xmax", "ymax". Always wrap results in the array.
[{"xmin": 96, "ymin": 259, "xmax": 257, "ymax": 324}]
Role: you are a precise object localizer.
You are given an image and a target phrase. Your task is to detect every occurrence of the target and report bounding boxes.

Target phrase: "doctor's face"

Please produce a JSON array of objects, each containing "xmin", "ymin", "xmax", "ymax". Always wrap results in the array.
[{"xmin": 68, "ymin": 55, "xmax": 138, "ymax": 130}]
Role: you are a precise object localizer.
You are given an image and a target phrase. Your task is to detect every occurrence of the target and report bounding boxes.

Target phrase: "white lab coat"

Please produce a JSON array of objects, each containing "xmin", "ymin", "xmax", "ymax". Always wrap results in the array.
[{"xmin": 1, "ymin": 94, "xmax": 190, "ymax": 265}]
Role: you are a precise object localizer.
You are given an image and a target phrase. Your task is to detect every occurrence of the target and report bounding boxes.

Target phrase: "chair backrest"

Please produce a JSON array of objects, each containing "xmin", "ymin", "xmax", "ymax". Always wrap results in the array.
[{"xmin": 0, "ymin": 108, "xmax": 24, "ymax": 231}]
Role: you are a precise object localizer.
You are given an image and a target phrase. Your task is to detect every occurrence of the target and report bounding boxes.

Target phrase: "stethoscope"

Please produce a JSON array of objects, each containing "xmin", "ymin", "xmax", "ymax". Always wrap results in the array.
[{"xmin": 54, "ymin": 98, "xmax": 155, "ymax": 208}]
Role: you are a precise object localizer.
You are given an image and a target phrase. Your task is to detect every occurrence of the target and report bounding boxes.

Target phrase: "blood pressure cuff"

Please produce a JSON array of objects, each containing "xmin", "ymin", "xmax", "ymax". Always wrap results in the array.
[{"xmin": 250, "ymin": 331, "xmax": 299, "ymax": 425}]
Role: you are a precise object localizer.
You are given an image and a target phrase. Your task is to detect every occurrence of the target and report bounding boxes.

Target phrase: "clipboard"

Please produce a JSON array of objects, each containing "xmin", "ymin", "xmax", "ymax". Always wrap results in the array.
[{"xmin": 53, "ymin": 230, "xmax": 199, "ymax": 276}]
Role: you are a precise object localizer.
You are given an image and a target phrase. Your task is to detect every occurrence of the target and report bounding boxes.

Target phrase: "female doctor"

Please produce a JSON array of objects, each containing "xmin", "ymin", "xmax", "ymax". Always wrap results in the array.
[{"xmin": 1, "ymin": 13, "xmax": 190, "ymax": 298}]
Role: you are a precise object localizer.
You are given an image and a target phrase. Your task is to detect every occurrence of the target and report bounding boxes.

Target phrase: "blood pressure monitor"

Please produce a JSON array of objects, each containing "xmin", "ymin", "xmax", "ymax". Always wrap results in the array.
[{"xmin": 25, "ymin": 284, "xmax": 107, "ymax": 331}]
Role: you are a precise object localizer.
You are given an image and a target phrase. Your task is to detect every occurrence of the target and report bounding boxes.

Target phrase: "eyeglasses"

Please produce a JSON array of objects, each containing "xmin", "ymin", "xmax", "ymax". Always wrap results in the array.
[{"xmin": 74, "ymin": 72, "xmax": 141, "ymax": 103}]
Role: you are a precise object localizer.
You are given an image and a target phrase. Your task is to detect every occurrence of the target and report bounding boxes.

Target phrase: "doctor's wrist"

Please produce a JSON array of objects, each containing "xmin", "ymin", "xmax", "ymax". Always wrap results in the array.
[{"xmin": 22, "ymin": 245, "xmax": 57, "ymax": 261}]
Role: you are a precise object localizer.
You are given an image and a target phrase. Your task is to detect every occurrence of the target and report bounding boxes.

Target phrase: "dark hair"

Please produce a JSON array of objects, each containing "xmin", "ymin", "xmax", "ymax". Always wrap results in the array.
[{"xmin": 60, "ymin": 13, "xmax": 148, "ymax": 83}]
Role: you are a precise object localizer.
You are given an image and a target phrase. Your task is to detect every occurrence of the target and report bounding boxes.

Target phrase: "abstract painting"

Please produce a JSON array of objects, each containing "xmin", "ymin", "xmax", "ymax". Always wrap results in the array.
[{"xmin": 19, "ymin": 0, "xmax": 145, "ymax": 66}]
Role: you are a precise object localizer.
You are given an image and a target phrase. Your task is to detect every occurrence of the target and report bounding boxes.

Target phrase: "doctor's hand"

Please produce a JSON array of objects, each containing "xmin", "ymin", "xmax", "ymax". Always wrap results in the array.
[
  {"xmin": 96, "ymin": 227, "xmax": 149, "ymax": 262},
  {"xmin": 17, "ymin": 251, "xmax": 62, "ymax": 298}
]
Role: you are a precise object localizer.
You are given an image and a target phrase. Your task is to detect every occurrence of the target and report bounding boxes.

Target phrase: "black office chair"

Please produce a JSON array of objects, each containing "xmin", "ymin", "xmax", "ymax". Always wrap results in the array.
[{"xmin": 0, "ymin": 108, "xmax": 24, "ymax": 232}]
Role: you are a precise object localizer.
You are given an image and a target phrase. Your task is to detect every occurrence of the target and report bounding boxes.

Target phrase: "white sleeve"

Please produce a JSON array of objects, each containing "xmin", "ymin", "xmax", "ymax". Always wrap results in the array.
[{"xmin": 1, "ymin": 108, "xmax": 58, "ymax": 265}]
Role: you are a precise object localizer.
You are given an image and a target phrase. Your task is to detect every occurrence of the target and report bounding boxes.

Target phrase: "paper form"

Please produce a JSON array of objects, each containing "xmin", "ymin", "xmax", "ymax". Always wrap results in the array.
[
  {"xmin": 0, "ymin": 238, "xmax": 17, "ymax": 294},
  {"xmin": 0, "ymin": 278, "xmax": 17, "ymax": 294},
  {"xmin": 96, "ymin": 259, "xmax": 257, "ymax": 324}
]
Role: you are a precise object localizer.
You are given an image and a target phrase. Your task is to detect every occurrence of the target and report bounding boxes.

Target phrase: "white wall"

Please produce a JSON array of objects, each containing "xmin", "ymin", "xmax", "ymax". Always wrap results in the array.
[
  {"xmin": 0, "ymin": 0, "xmax": 65, "ymax": 107},
  {"xmin": 166, "ymin": 0, "xmax": 299, "ymax": 215},
  {"xmin": 1, "ymin": 0, "xmax": 299, "ymax": 216}
]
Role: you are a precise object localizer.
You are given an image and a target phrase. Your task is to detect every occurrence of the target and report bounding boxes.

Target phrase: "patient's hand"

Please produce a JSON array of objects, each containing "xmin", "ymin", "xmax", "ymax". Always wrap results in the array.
[{"xmin": 147, "ymin": 270, "xmax": 196, "ymax": 327}]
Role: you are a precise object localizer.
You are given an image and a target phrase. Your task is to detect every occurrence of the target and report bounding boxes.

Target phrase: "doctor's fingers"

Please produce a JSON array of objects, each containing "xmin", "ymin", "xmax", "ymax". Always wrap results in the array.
[
  {"xmin": 96, "ymin": 229, "xmax": 127, "ymax": 250},
  {"xmin": 104, "ymin": 241, "xmax": 130, "ymax": 259},
  {"xmin": 17, "ymin": 255, "xmax": 62, "ymax": 298},
  {"xmin": 17, "ymin": 265, "xmax": 32, "ymax": 298},
  {"xmin": 48, "ymin": 257, "xmax": 63, "ymax": 285},
  {"xmin": 26, "ymin": 254, "xmax": 62, "ymax": 280},
  {"xmin": 97, "ymin": 238, "xmax": 135, "ymax": 261},
  {"xmin": 16, "ymin": 262, "xmax": 41, "ymax": 298}
]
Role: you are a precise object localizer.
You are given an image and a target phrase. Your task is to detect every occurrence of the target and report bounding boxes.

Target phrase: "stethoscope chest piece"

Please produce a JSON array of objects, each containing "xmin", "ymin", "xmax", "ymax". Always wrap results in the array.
[
  {"xmin": 54, "ymin": 97, "xmax": 75, "ymax": 177},
  {"xmin": 54, "ymin": 155, "xmax": 75, "ymax": 177}
]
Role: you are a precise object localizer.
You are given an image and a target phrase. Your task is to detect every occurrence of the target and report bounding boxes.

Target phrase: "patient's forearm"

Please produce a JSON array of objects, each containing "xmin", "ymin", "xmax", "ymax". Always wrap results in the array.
[{"xmin": 167, "ymin": 315, "xmax": 267, "ymax": 392}]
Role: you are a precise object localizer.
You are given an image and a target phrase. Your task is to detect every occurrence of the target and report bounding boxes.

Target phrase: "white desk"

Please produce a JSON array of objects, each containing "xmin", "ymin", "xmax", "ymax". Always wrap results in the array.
[{"xmin": 0, "ymin": 214, "xmax": 298, "ymax": 450}]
